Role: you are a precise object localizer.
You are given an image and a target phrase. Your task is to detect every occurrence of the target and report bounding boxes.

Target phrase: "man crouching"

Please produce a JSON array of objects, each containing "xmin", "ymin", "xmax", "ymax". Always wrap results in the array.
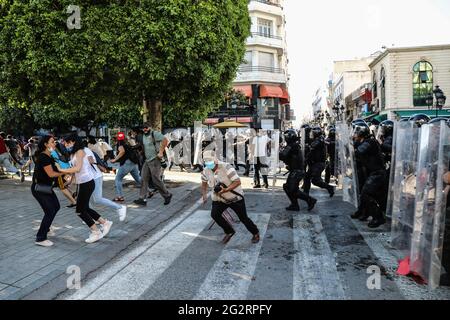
[{"xmin": 201, "ymin": 151, "xmax": 260, "ymax": 244}]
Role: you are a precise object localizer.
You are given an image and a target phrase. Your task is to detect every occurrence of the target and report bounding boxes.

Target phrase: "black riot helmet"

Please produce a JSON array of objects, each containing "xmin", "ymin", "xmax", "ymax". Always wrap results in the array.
[
  {"xmin": 379, "ymin": 120, "xmax": 394, "ymax": 137},
  {"xmin": 428, "ymin": 117, "xmax": 448, "ymax": 125},
  {"xmin": 310, "ymin": 126, "xmax": 323, "ymax": 139},
  {"xmin": 353, "ymin": 123, "xmax": 371, "ymax": 139},
  {"xmin": 328, "ymin": 127, "xmax": 336, "ymax": 138},
  {"xmin": 301, "ymin": 124, "xmax": 311, "ymax": 129},
  {"xmin": 284, "ymin": 129, "xmax": 298, "ymax": 144},
  {"xmin": 351, "ymin": 119, "xmax": 368, "ymax": 129},
  {"xmin": 408, "ymin": 114, "xmax": 431, "ymax": 127}
]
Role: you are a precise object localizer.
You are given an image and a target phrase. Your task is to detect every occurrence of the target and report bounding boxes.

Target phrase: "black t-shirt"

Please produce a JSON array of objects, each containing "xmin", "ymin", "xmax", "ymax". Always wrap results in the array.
[
  {"xmin": 117, "ymin": 142, "xmax": 129, "ymax": 166},
  {"xmin": 33, "ymin": 153, "xmax": 58, "ymax": 186}
]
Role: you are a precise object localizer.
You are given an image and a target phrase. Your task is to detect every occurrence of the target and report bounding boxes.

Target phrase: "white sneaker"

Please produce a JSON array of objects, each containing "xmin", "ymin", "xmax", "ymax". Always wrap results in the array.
[
  {"xmin": 35, "ymin": 240, "xmax": 54, "ymax": 247},
  {"xmin": 85, "ymin": 230, "xmax": 104, "ymax": 244},
  {"xmin": 101, "ymin": 220, "xmax": 113, "ymax": 237},
  {"xmin": 117, "ymin": 205, "xmax": 127, "ymax": 222}
]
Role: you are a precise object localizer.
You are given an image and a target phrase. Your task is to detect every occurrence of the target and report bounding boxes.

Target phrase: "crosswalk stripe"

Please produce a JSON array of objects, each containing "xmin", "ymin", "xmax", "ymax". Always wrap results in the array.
[
  {"xmin": 80, "ymin": 209, "xmax": 212, "ymax": 300},
  {"xmin": 194, "ymin": 213, "xmax": 270, "ymax": 300},
  {"xmin": 293, "ymin": 215, "xmax": 346, "ymax": 300}
]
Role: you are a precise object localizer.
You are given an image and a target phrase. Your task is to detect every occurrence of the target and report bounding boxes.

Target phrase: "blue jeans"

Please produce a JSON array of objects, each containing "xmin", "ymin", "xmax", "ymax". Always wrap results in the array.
[
  {"xmin": 92, "ymin": 176, "xmax": 121, "ymax": 210},
  {"xmin": 115, "ymin": 160, "xmax": 141, "ymax": 197}
]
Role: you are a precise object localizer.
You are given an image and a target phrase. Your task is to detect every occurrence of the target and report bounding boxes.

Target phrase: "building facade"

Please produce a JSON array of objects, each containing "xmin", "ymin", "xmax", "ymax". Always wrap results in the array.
[
  {"xmin": 331, "ymin": 55, "xmax": 377, "ymax": 122},
  {"xmin": 205, "ymin": 0, "xmax": 291, "ymax": 130},
  {"xmin": 369, "ymin": 44, "xmax": 450, "ymax": 120}
]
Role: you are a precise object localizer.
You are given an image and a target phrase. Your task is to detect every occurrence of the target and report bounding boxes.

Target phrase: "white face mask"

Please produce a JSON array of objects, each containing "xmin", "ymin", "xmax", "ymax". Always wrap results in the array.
[{"xmin": 48, "ymin": 147, "xmax": 55, "ymax": 153}]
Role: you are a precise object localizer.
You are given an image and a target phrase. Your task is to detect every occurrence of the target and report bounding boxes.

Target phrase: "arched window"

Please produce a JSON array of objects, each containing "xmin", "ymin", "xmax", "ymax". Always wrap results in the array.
[
  {"xmin": 372, "ymin": 72, "xmax": 378, "ymax": 99},
  {"xmin": 413, "ymin": 61, "xmax": 433, "ymax": 107},
  {"xmin": 380, "ymin": 67, "xmax": 386, "ymax": 110}
]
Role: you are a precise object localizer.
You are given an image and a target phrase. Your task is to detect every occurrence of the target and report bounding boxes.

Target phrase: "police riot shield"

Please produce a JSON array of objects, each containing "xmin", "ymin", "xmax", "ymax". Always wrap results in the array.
[
  {"xmin": 390, "ymin": 121, "xmax": 421, "ymax": 251},
  {"xmin": 410, "ymin": 122, "xmax": 450, "ymax": 289},
  {"xmin": 385, "ymin": 122, "xmax": 398, "ymax": 219},
  {"xmin": 335, "ymin": 122, "xmax": 359, "ymax": 208},
  {"xmin": 300, "ymin": 128, "xmax": 306, "ymax": 164}
]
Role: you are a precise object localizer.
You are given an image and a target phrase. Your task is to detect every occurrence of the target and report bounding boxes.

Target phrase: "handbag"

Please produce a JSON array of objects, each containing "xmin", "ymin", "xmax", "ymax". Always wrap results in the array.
[{"xmin": 34, "ymin": 183, "xmax": 53, "ymax": 195}]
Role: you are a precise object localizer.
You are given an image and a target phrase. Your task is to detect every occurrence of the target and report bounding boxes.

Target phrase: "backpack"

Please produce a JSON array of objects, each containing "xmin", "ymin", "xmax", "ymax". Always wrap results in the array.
[
  {"xmin": 92, "ymin": 150, "xmax": 109, "ymax": 172},
  {"xmin": 126, "ymin": 145, "xmax": 140, "ymax": 164}
]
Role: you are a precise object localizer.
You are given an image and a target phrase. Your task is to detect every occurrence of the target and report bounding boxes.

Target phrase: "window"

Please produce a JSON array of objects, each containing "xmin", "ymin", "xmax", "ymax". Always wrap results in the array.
[
  {"xmin": 257, "ymin": 18, "xmax": 273, "ymax": 37},
  {"xmin": 413, "ymin": 61, "xmax": 433, "ymax": 107},
  {"xmin": 243, "ymin": 51, "xmax": 252, "ymax": 67},
  {"xmin": 380, "ymin": 67, "xmax": 386, "ymax": 110},
  {"xmin": 259, "ymin": 52, "xmax": 274, "ymax": 68},
  {"xmin": 372, "ymin": 72, "xmax": 378, "ymax": 99}
]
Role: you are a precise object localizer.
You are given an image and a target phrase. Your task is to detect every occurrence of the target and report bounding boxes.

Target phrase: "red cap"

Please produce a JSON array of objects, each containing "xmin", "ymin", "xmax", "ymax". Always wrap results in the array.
[{"xmin": 117, "ymin": 132, "xmax": 125, "ymax": 141}]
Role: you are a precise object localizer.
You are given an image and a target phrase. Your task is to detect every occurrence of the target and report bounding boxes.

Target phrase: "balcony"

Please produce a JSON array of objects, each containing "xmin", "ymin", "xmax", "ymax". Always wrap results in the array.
[
  {"xmin": 247, "ymin": 32, "xmax": 284, "ymax": 50},
  {"xmin": 235, "ymin": 66, "xmax": 287, "ymax": 84},
  {"xmin": 248, "ymin": 0, "xmax": 283, "ymax": 16}
]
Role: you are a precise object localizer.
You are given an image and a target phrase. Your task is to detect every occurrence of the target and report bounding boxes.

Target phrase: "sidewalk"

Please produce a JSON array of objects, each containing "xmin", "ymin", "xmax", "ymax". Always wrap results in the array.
[{"xmin": 0, "ymin": 170, "xmax": 202, "ymax": 300}]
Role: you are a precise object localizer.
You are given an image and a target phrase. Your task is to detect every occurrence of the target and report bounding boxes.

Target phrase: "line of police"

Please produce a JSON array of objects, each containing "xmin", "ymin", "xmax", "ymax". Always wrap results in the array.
[{"xmin": 279, "ymin": 114, "xmax": 448, "ymax": 230}]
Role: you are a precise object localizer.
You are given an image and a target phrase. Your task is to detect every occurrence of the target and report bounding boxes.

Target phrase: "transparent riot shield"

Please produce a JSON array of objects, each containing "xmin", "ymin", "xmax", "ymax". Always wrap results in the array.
[
  {"xmin": 390, "ymin": 121, "xmax": 421, "ymax": 251},
  {"xmin": 335, "ymin": 122, "xmax": 359, "ymax": 208},
  {"xmin": 385, "ymin": 122, "xmax": 398, "ymax": 219},
  {"xmin": 300, "ymin": 128, "xmax": 306, "ymax": 163},
  {"xmin": 335, "ymin": 134, "xmax": 342, "ymax": 188},
  {"xmin": 268, "ymin": 130, "xmax": 280, "ymax": 188},
  {"xmin": 410, "ymin": 122, "xmax": 450, "ymax": 289}
]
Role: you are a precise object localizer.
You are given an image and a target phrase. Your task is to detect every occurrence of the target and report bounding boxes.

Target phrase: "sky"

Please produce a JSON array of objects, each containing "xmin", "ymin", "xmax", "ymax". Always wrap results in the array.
[{"xmin": 284, "ymin": 0, "xmax": 450, "ymax": 127}]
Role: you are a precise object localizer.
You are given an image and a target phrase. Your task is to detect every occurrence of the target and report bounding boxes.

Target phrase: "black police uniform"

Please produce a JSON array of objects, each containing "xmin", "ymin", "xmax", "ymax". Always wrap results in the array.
[
  {"xmin": 279, "ymin": 142, "xmax": 317, "ymax": 211},
  {"xmin": 325, "ymin": 134, "xmax": 336, "ymax": 184},
  {"xmin": 354, "ymin": 136, "xmax": 387, "ymax": 227},
  {"xmin": 303, "ymin": 136, "xmax": 334, "ymax": 196},
  {"xmin": 380, "ymin": 134, "xmax": 393, "ymax": 212}
]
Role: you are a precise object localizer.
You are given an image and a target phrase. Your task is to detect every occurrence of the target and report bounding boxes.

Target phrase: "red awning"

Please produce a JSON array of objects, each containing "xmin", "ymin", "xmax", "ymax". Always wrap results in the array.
[
  {"xmin": 237, "ymin": 117, "xmax": 253, "ymax": 123},
  {"xmin": 204, "ymin": 118, "xmax": 219, "ymax": 125},
  {"xmin": 281, "ymin": 87, "xmax": 290, "ymax": 103},
  {"xmin": 260, "ymin": 85, "xmax": 284, "ymax": 98},
  {"xmin": 233, "ymin": 85, "xmax": 252, "ymax": 98}
]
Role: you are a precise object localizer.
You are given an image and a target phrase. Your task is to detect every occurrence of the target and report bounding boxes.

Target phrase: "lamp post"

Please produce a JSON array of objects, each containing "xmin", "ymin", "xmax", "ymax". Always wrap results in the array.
[{"xmin": 432, "ymin": 85, "xmax": 447, "ymax": 119}]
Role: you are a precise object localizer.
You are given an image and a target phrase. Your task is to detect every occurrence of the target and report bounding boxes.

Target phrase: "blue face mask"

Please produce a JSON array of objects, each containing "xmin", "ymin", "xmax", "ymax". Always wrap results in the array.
[{"xmin": 205, "ymin": 161, "xmax": 215, "ymax": 170}]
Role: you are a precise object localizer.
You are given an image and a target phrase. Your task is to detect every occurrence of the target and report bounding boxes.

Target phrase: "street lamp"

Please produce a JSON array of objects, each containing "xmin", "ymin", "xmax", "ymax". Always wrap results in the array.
[{"xmin": 432, "ymin": 85, "xmax": 447, "ymax": 118}]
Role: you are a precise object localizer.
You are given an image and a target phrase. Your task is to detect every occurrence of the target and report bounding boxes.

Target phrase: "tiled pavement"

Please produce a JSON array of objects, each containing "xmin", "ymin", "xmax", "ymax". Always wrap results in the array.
[{"xmin": 0, "ymin": 171, "xmax": 202, "ymax": 300}]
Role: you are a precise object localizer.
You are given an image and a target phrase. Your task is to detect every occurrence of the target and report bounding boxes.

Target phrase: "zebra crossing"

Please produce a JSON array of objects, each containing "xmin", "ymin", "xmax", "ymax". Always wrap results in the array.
[{"xmin": 63, "ymin": 208, "xmax": 348, "ymax": 300}]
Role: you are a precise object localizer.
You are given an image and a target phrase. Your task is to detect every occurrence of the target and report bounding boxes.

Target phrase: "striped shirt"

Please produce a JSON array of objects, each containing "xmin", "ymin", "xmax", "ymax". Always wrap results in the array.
[{"xmin": 201, "ymin": 162, "xmax": 244, "ymax": 203}]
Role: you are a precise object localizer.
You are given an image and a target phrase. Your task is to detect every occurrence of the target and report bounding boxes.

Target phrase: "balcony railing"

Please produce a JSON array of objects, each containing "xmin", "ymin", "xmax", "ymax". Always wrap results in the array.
[
  {"xmin": 249, "ymin": 0, "xmax": 282, "ymax": 8},
  {"xmin": 251, "ymin": 32, "xmax": 282, "ymax": 40},
  {"xmin": 238, "ymin": 66, "xmax": 284, "ymax": 73}
]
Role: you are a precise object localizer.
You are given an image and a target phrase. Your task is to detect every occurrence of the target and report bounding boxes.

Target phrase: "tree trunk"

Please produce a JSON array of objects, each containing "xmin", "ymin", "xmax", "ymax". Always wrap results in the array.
[{"xmin": 143, "ymin": 98, "xmax": 163, "ymax": 131}]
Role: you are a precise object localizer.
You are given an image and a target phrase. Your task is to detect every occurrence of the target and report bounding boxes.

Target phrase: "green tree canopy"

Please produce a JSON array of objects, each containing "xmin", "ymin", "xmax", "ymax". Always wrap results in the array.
[{"xmin": 0, "ymin": 0, "xmax": 250, "ymax": 130}]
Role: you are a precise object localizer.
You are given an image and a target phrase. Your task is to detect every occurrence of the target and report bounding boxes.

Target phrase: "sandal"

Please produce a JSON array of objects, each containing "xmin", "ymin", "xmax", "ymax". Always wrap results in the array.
[{"xmin": 113, "ymin": 197, "xmax": 125, "ymax": 202}]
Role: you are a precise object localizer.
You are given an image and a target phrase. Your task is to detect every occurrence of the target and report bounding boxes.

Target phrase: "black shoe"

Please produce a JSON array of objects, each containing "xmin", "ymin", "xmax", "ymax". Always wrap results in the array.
[
  {"xmin": 286, "ymin": 205, "xmax": 300, "ymax": 212},
  {"xmin": 133, "ymin": 199, "xmax": 147, "ymax": 206},
  {"xmin": 351, "ymin": 211, "xmax": 363, "ymax": 219},
  {"xmin": 164, "ymin": 194, "xmax": 173, "ymax": 205},
  {"xmin": 307, "ymin": 198, "xmax": 317, "ymax": 211},
  {"xmin": 251, "ymin": 234, "xmax": 260, "ymax": 244},
  {"xmin": 263, "ymin": 183, "xmax": 269, "ymax": 189},
  {"xmin": 368, "ymin": 217, "xmax": 386, "ymax": 229},
  {"xmin": 253, "ymin": 184, "xmax": 262, "ymax": 189},
  {"xmin": 359, "ymin": 214, "xmax": 370, "ymax": 222},
  {"xmin": 243, "ymin": 172, "xmax": 250, "ymax": 177},
  {"xmin": 328, "ymin": 186, "xmax": 335, "ymax": 198},
  {"xmin": 66, "ymin": 203, "xmax": 77, "ymax": 208}
]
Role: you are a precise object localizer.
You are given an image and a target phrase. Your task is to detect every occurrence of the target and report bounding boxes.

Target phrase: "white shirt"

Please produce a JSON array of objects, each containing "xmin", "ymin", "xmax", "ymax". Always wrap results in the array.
[
  {"xmin": 201, "ymin": 162, "xmax": 244, "ymax": 203},
  {"xmin": 70, "ymin": 148, "xmax": 98, "ymax": 184},
  {"xmin": 84, "ymin": 148, "xmax": 103, "ymax": 180},
  {"xmin": 252, "ymin": 135, "xmax": 271, "ymax": 158}
]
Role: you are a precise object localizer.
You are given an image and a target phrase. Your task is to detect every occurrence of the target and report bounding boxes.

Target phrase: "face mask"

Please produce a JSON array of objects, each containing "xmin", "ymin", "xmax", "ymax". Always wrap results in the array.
[
  {"xmin": 66, "ymin": 146, "xmax": 74, "ymax": 153},
  {"xmin": 48, "ymin": 147, "xmax": 55, "ymax": 153},
  {"xmin": 205, "ymin": 161, "xmax": 215, "ymax": 170}
]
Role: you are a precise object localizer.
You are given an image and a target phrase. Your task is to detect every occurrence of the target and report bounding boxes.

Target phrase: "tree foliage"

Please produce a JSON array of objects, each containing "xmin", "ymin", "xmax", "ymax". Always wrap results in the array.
[{"xmin": 0, "ymin": 0, "xmax": 250, "ymax": 130}]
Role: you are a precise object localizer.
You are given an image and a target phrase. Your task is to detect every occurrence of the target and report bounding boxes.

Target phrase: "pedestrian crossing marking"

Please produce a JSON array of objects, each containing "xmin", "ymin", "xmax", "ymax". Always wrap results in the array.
[
  {"xmin": 194, "ymin": 213, "xmax": 270, "ymax": 300},
  {"xmin": 293, "ymin": 215, "xmax": 346, "ymax": 300}
]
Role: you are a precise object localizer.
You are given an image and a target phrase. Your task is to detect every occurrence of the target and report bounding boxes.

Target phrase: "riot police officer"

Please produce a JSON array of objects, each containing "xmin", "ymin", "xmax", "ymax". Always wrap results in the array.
[
  {"xmin": 303, "ymin": 127, "xmax": 335, "ymax": 197},
  {"xmin": 325, "ymin": 126, "xmax": 336, "ymax": 184},
  {"xmin": 279, "ymin": 129, "xmax": 317, "ymax": 212},
  {"xmin": 351, "ymin": 125, "xmax": 387, "ymax": 228},
  {"xmin": 377, "ymin": 120, "xmax": 394, "ymax": 213}
]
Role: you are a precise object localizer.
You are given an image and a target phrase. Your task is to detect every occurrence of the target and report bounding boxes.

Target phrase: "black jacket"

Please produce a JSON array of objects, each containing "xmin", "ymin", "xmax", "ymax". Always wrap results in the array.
[{"xmin": 355, "ymin": 137, "xmax": 385, "ymax": 175}]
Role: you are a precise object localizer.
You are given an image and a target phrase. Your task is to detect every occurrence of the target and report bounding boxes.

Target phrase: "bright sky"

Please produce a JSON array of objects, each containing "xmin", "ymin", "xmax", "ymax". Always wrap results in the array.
[{"xmin": 284, "ymin": 0, "xmax": 450, "ymax": 127}]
